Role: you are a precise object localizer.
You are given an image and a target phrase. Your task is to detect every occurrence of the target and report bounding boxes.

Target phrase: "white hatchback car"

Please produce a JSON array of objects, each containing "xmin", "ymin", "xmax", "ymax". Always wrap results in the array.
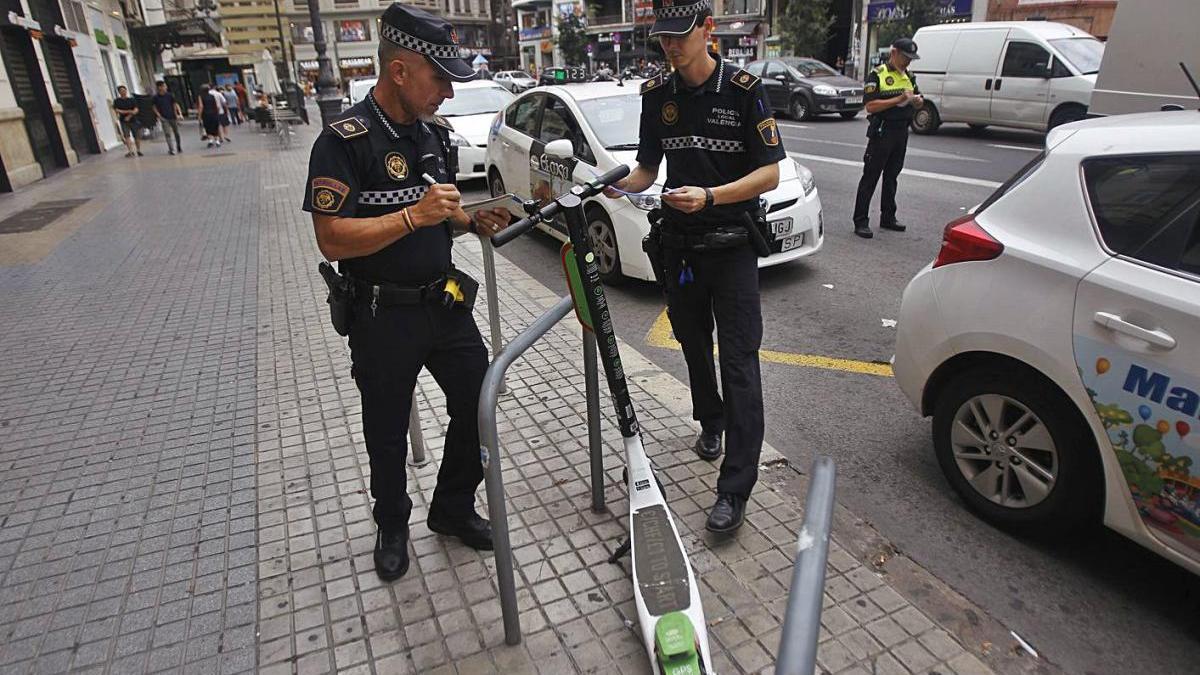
[
  {"xmin": 438, "ymin": 79, "xmax": 514, "ymax": 182},
  {"xmin": 894, "ymin": 111, "xmax": 1200, "ymax": 575},
  {"xmin": 482, "ymin": 81, "xmax": 823, "ymax": 282}
]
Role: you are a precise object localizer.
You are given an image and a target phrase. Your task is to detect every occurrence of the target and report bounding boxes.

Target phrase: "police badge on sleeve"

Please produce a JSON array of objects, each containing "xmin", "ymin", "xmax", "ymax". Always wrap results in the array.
[
  {"xmin": 311, "ymin": 177, "xmax": 350, "ymax": 213},
  {"xmin": 757, "ymin": 118, "xmax": 780, "ymax": 146}
]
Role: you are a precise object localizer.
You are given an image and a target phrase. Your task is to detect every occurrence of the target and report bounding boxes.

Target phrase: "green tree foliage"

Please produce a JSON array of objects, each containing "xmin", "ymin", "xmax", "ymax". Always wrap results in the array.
[
  {"xmin": 878, "ymin": 0, "xmax": 946, "ymax": 47},
  {"xmin": 555, "ymin": 13, "xmax": 589, "ymax": 67},
  {"xmin": 779, "ymin": 0, "xmax": 835, "ymax": 59}
]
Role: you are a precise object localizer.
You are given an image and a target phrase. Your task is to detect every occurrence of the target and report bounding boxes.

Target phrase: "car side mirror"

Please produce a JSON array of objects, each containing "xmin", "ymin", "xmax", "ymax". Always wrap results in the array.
[
  {"xmin": 545, "ymin": 138, "xmax": 574, "ymax": 160},
  {"xmin": 774, "ymin": 74, "xmax": 788, "ymax": 83}
]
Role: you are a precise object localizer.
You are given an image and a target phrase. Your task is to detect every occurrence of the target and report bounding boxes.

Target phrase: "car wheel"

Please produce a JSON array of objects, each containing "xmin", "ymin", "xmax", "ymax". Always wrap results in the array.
[
  {"xmin": 489, "ymin": 169, "xmax": 505, "ymax": 198},
  {"xmin": 839, "ymin": 111, "xmax": 859, "ymax": 120},
  {"xmin": 586, "ymin": 208, "xmax": 622, "ymax": 283},
  {"xmin": 1048, "ymin": 104, "xmax": 1087, "ymax": 130},
  {"xmin": 789, "ymin": 95, "xmax": 814, "ymax": 122},
  {"xmin": 967, "ymin": 123, "xmax": 989, "ymax": 133},
  {"xmin": 910, "ymin": 103, "xmax": 940, "ymax": 135},
  {"xmin": 932, "ymin": 365, "xmax": 1101, "ymax": 533}
]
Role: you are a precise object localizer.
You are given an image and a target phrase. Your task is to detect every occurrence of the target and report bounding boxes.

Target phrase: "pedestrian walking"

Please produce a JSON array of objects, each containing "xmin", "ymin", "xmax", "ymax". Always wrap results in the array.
[
  {"xmin": 152, "ymin": 81, "xmax": 183, "ymax": 155},
  {"xmin": 604, "ymin": 0, "xmax": 784, "ymax": 534},
  {"xmin": 234, "ymin": 81, "xmax": 250, "ymax": 118},
  {"xmin": 197, "ymin": 84, "xmax": 222, "ymax": 147},
  {"xmin": 852, "ymin": 37, "xmax": 924, "ymax": 238},
  {"xmin": 112, "ymin": 85, "xmax": 143, "ymax": 157},
  {"xmin": 215, "ymin": 87, "xmax": 232, "ymax": 143},
  {"xmin": 303, "ymin": 2, "xmax": 512, "ymax": 581},
  {"xmin": 222, "ymin": 85, "xmax": 241, "ymax": 125}
]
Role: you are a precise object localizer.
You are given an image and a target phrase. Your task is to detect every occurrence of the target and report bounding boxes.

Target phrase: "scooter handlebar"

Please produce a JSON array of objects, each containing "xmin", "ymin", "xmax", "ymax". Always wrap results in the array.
[{"xmin": 491, "ymin": 164, "xmax": 631, "ymax": 248}]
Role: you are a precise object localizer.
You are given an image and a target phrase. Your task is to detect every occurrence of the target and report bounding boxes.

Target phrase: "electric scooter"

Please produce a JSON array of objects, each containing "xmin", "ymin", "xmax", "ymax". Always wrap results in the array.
[{"xmin": 491, "ymin": 154, "xmax": 714, "ymax": 674}]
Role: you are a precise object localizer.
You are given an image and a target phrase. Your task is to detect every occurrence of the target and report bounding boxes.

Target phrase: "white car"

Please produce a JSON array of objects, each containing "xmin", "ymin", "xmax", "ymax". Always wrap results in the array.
[
  {"xmin": 483, "ymin": 81, "xmax": 823, "ymax": 282},
  {"xmin": 347, "ymin": 78, "xmax": 374, "ymax": 107},
  {"xmin": 439, "ymin": 80, "xmax": 515, "ymax": 182},
  {"xmin": 893, "ymin": 111, "xmax": 1200, "ymax": 575},
  {"xmin": 494, "ymin": 70, "xmax": 537, "ymax": 93}
]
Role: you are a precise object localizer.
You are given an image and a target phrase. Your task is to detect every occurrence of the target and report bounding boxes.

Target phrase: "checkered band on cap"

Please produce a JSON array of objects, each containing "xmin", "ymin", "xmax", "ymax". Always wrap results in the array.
[
  {"xmin": 654, "ymin": 0, "xmax": 710, "ymax": 20},
  {"xmin": 380, "ymin": 23, "xmax": 460, "ymax": 59},
  {"xmin": 358, "ymin": 186, "xmax": 428, "ymax": 205},
  {"xmin": 661, "ymin": 136, "xmax": 744, "ymax": 153}
]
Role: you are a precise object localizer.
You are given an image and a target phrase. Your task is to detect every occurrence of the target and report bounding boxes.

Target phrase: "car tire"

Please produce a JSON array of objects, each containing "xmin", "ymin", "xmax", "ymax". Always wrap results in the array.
[
  {"xmin": 931, "ymin": 365, "xmax": 1102, "ymax": 534},
  {"xmin": 1048, "ymin": 104, "xmax": 1087, "ymax": 130},
  {"xmin": 789, "ymin": 95, "xmax": 814, "ymax": 122},
  {"xmin": 911, "ymin": 103, "xmax": 940, "ymax": 135},
  {"xmin": 839, "ymin": 111, "xmax": 859, "ymax": 120},
  {"xmin": 586, "ymin": 207, "xmax": 622, "ymax": 284},
  {"xmin": 967, "ymin": 123, "xmax": 989, "ymax": 133},
  {"xmin": 489, "ymin": 169, "xmax": 505, "ymax": 198}
]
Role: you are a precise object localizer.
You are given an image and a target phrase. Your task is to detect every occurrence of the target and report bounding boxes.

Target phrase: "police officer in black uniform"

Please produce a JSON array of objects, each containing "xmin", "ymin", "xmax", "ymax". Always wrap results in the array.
[
  {"xmin": 605, "ymin": 0, "xmax": 785, "ymax": 534},
  {"xmin": 303, "ymin": 3, "xmax": 512, "ymax": 581},
  {"xmin": 852, "ymin": 37, "xmax": 924, "ymax": 239}
]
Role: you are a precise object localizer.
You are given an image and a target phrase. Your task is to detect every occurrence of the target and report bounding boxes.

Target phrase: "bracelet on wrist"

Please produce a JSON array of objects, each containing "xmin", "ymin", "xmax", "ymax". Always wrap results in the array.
[
  {"xmin": 401, "ymin": 208, "xmax": 415, "ymax": 233},
  {"xmin": 703, "ymin": 187, "xmax": 715, "ymax": 208}
]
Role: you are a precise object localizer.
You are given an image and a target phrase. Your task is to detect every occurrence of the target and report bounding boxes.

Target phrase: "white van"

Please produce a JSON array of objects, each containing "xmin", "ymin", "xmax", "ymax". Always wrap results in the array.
[{"xmin": 909, "ymin": 21, "xmax": 1104, "ymax": 135}]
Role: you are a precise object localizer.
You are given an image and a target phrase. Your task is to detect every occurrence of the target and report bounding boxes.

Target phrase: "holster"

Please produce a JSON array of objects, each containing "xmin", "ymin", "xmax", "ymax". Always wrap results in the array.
[
  {"xmin": 743, "ymin": 209, "xmax": 772, "ymax": 258},
  {"xmin": 442, "ymin": 267, "xmax": 479, "ymax": 311},
  {"xmin": 642, "ymin": 209, "xmax": 667, "ymax": 289},
  {"xmin": 318, "ymin": 261, "xmax": 355, "ymax": 336}
]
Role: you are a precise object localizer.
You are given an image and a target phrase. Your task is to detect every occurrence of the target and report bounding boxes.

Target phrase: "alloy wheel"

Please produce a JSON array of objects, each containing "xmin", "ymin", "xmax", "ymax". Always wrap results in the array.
[{"xmin": 949, "ymin": 394, "xmax": 1059, "ymax": 509}]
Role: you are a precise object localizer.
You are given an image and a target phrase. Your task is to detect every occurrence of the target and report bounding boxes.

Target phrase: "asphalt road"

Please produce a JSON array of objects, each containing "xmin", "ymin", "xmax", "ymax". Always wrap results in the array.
[{"xmin": 464, "ymin": 114, "xmax": 1200, "ymax": 675}]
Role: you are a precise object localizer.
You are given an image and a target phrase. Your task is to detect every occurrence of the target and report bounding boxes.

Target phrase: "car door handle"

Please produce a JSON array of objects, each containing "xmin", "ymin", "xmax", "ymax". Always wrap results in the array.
[
  {"xmin": 984, "ymin": 78, "xmax": 992, "ymax": 90},
  {"xmin": 994, "ymin": 79, "xmax": 1002, "ymax": 91},
  {"xmin": 1093, "ymin": 312, "xmax": 1177, "ymax": 349}
]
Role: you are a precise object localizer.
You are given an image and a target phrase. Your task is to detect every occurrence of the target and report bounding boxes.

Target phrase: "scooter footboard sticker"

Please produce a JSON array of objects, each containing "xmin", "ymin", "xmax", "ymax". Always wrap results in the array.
[{"xmin": 632, "ymin": 505, "xmax": 691, "ymax": 614}]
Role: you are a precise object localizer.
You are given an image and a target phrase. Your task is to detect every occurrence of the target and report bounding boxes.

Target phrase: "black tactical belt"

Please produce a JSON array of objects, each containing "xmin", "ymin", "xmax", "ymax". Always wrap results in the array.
[
  {"xmin": 661, "ymin": 227, "xmax": 748, "ymax": 251},
  {"xmin": 351, "ymin": 277, "xmax": 444, "ymax": 306}
]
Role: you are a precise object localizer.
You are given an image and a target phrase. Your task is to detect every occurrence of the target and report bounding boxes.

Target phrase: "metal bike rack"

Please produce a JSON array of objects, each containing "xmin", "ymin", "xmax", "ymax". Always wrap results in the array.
[
  {"xmin": 477, "ymin": 294, "xmax": 606, "ymax": 646},
  {"xmin": 776, "ymin": 455, "xmax": 837, "ymax": 675}
]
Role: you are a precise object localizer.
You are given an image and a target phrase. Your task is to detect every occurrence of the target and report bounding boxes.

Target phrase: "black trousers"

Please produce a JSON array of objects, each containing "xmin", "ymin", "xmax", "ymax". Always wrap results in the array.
[
  {"xmin": 347, "ymin": 300, "xmax": 488, "ymax": 533},
  {"xmin": 852, "ymin": 127, "xmax": 909, "ymax": 226},
  {"xmin": 664, "ymin": 244, "xmax": 764, "ymax": 499}
]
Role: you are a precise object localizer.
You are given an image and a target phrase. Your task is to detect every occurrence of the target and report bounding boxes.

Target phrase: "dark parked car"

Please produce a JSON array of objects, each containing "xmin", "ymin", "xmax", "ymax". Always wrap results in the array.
[{"xmin": 746, "ymin": 57, "xmax": 865, "ymax": 121}]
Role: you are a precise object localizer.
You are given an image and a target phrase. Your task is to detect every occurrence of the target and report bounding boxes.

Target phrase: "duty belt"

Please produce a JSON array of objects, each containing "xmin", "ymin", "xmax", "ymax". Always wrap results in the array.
[
  {"xmin": 350, "ymin": 276, "xmax": 445, "ymax": 306},
  {"xmin": 660, "ymin": 224, "xmax": 748, "ymax": 251}
]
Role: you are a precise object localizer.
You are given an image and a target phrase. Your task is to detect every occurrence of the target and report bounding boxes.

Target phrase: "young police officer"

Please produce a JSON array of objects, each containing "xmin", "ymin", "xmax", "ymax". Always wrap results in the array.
[
  {"xmin": 853, "ymin": 37, "xmax": 923, "ymax": 238},
  {"xmin": 605, "ymin": 0, "xmax": 784, "ymax": 533},
  {"xmin": 303, "ymin": 3, "xmax": 511, "ymax": 581}
]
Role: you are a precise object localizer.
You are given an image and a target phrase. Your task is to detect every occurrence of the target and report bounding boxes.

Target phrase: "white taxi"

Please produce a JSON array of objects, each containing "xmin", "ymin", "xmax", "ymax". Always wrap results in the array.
[
  {"xmin": 482, "ymin": 80, "xmax": 823, "ymax": 282},
  {"xmin": 893, "ymin": 111, "xmax": 1200, "ymax": 575},
  {"xmin": 439, "ymin": 79, "xmax": 514, "ymax": 182}
]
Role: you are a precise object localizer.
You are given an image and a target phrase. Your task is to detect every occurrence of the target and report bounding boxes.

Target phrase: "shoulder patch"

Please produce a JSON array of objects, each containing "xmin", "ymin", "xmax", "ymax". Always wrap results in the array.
[
  {"xmin": 641, "ymin": 74, "xmax": 666, "ymax": 95},
  {"xmin": 431, "ymin": 114, "xmax": 454, "ymax": 131},
  {"xmin": 329, "ymin": 116, "xmax": 368, "ymax": 140},
  {"xmin": 731, "ymin": 69, "xmax": 760, "ymax": 91}
]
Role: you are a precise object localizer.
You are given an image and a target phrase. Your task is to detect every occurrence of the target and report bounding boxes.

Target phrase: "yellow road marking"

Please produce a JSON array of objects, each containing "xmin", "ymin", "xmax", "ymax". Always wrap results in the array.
[{"xmin": 645, "ymin": 308, "xmax": 895, "ymax": 378}]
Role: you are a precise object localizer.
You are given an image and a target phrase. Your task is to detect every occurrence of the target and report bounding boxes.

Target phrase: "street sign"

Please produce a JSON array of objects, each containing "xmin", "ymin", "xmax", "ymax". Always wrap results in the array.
[
  {"xmin": 613, "ymin": 32, "xmax": 621, "ymax": 44},
  {"xmin": 587, "ymin": 44, "xmax": 593, "ymax": 55},
  {"xmin": 614, "ymin": 44, "xmax": 621, "ymax": 53}
]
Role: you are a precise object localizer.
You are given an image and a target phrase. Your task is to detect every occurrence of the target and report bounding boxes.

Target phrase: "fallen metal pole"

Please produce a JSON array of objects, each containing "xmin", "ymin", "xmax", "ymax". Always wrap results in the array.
[
  {"xmin": 479, "ymin": 295, "xmax": 574, "ymax": 646},
  {"xmin": 776, "ymin": 455, "xmax": 837, "ymax": 675}
]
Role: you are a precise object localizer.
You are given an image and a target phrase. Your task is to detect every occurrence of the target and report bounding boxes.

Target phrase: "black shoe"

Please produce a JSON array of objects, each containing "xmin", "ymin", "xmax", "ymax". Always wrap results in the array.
[
  {"xmin": 168, "ymin": 150, "xmax": 175, "ymax": 155},
  {"xmin": 136, "ymin": 151, "xmax": 144, "ymax": 156},
  {"xmin": 854, "ymin": 223, "xmax": 873, "ymax": 239},
  {"xmin": 694, "ymin": 430, "xmax": 722, "ymax": 461},
  {"xmin": 427, "ymin": 509, "xmax": 493, "ymax": 551},
  {"xmin": 880, "ymin": 221, "xmax": 907, "ymax": 232},
  {"xmin": 705, "ymin": 493, "xmax": 746, "ymax": 533},
  {"xmin": 374, "ymin": 527, "xmax": 410, "ymax": 581}
]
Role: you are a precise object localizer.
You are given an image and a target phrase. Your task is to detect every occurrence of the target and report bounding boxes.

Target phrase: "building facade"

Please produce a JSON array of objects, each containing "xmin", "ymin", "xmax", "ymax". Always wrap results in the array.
[{"xmin": 987, "ymin": 0, "xmax": 1118, "ymax": 39}]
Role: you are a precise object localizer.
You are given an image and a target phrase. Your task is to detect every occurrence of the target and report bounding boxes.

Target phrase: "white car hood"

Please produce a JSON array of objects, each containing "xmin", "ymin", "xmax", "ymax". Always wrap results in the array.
[{"xmin": 448, "ymin": 112, "xmax": 500, "ymax": 146}]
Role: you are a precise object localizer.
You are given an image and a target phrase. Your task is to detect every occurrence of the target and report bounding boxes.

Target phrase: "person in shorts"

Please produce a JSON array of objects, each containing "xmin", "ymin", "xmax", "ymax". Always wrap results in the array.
[{"xmin": 113, "ymin": 85, "xmax": 142, "ymax": 157}]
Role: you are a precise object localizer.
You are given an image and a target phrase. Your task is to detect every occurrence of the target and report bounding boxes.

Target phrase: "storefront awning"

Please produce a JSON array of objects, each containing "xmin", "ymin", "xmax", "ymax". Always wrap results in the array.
[
  {"xmin": 130, "ymin": 17, "xmax": 220, "ymax": 50},
  {"xmin": 712, "ymin": 20, "xmax": 760, "ymax": 37}
]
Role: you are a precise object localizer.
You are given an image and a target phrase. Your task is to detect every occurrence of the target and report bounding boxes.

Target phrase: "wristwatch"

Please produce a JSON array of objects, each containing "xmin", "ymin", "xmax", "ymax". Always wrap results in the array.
[{"xmin": 703, "ymin": 187, "xmax": 714, "ymax": 209}]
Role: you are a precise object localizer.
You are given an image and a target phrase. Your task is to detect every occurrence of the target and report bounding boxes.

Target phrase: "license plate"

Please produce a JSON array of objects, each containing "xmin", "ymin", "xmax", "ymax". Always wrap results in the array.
[
  {"xmin": 780, "ymin": 234, "xmax": 804, "ymax": 252},
  {"xmin": 769, "ymin": 217, "xmax": 794, "ymax": 239},
  {"xmin": 845, "ymin": 96, "xmax": 863, "ymax": 105}
]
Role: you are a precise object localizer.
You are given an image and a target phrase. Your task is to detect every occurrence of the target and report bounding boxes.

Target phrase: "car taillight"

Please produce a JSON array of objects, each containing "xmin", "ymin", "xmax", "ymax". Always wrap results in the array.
[{"xmin": 932, "ymin": 214, "xmax": 1004, "ymax": 268}]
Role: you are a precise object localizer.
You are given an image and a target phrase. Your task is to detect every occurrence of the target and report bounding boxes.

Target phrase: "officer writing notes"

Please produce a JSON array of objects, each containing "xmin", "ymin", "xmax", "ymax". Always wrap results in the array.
[
  {"xmin": 604, "ymin": 0, "xmax": 785, "ymax": 534},
  {"xmin": 303, "ymin": 3, "xmax": 511, "ymax": 581},
  {"xmin": 853, "ymin": 37, "xmax": 923, "ymax": 239}
]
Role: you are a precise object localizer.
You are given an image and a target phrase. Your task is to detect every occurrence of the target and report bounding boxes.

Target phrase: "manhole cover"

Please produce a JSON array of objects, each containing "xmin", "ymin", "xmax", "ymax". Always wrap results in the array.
[{"xmin": 0, "ymin": 198, "xmax": 90, "ymax": 234}]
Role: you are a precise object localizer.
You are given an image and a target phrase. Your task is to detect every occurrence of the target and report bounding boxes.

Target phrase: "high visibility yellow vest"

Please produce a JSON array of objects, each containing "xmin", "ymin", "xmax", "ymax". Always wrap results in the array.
[{"xmin": 874, "ymin": 64, "xmax": 914, "ymax": 99}]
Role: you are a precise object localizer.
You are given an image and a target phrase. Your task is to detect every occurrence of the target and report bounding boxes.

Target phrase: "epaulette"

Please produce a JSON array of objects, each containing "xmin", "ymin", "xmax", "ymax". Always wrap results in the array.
[
  {"xmin": 431, "ymin": 114, "xmax": 455, "ymax": 131},
  {"xmin": 641, "ymin": 74, "xmax": 666, "ymax": 95},
  {"xmin": 730, "ymin": 69, "xmax": 761, "ymax": 91},
  {"xmin": 328, "ymin": 115, "xmax": 369, "ymax": 140}
]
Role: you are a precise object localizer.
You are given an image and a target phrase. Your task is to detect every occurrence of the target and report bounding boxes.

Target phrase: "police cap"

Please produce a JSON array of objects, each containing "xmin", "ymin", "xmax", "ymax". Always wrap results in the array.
[
  {"xmin": 380, "ymin": 2, "xmax": 475, "ymax": 82},
  {"xmin": 892, "ymin": 37, "xmax": 920, "ymax": 60},
  {"xmin": 649, "ymin": 0, "xmax": 712, "ymax": 38}
]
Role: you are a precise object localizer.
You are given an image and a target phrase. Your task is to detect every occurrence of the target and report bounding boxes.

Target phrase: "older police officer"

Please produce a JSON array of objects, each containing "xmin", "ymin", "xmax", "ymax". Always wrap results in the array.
[
  {"xmin": 303, "ymin": 3, "xmax": 511, "ymax": 581},
  {"xmin": 605, "ymin": 0, "xmax": 785, "ymax": 533}
]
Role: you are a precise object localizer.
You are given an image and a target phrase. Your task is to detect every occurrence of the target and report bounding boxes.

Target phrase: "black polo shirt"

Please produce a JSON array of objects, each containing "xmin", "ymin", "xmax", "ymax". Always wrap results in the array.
[
  {"xmin": 637, "ymin": 54, "xmax": 786, "ymax": 227},
  {"xmin": 302, "ymin": 93, "xmax": 456, "ymax": 285}
]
